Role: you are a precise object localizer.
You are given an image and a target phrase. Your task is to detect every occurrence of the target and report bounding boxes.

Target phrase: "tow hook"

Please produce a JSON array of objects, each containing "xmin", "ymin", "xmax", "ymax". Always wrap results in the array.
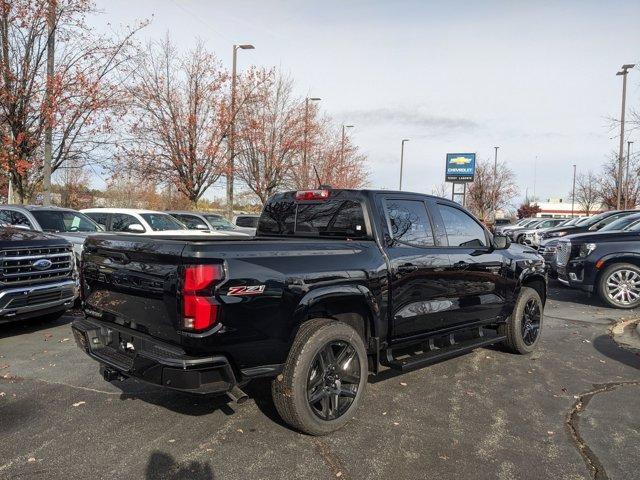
[
  {"xmin": 227, "ymin": 385, "xmax": 249, "ymax": 404},
  {"xmin": 100, "ymin": 365, "xmax": 126, "ymax": 382}
]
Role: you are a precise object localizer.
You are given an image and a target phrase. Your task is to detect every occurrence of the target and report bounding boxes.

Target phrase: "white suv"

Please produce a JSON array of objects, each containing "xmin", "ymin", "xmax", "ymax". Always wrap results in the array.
[{"xmin": 81, "ymin": 208, "xmax": 239, "ymax": 236}]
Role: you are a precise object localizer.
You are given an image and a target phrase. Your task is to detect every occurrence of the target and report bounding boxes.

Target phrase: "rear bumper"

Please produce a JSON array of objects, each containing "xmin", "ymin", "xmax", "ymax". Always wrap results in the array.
[
  {"xmin": 0, "ymin": 279, "xmax": 77, "ymax": 324},
  {"xmin": 71, "ymin": 317, "xmax": 237, "ymax": 395}
]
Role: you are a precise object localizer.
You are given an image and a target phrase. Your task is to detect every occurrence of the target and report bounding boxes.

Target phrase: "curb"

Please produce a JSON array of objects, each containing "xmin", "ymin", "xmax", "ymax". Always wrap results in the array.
[{"xmin": 609, "ymin": 318, "xmax": 640, "ymax": 353}]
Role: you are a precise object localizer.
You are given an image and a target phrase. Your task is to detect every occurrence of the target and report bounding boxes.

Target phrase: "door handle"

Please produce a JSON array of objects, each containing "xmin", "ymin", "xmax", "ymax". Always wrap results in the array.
[{"xmin": 397, "ymin": 264, "xmax": 418, "ymax": 274}]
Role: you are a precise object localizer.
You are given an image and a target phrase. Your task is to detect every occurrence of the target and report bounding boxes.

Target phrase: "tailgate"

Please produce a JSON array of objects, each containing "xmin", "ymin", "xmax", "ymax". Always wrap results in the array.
[{"xmin": 81, "ymin": 235, "xmax": 187, "ymax": 344}]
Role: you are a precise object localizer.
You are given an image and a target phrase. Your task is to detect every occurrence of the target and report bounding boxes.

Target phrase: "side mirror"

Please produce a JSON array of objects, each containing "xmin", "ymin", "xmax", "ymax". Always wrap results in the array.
[
  {"xmin": 126, "ymin": 223, "xmax": 145, "ymax": 233},
  {"xmin": 195, "ymin": 224, "xmax": 209, "ymax": 231},
  {"xmin": 493, "ymin": 234, "xmax": 511, "ymax": 250},
  {"xmin": 12, "ymin": 224, "xmax": 32, "ymax": 231}
]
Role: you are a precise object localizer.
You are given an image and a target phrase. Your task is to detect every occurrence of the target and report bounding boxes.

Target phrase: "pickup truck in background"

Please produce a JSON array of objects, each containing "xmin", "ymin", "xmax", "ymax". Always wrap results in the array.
[
  {"xmin": 72, "ymin": 189, "xmax": 546, "ymax": 435},
  {"xmin": 1, "ymin": 227, "xmax": 77, "ymax": 324}
]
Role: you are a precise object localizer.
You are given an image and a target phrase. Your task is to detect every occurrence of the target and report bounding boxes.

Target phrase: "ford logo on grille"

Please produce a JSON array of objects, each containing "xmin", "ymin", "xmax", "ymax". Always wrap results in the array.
[{"xmin": 32, "ymin": 259, "xmax": 53, "ymax": 271}]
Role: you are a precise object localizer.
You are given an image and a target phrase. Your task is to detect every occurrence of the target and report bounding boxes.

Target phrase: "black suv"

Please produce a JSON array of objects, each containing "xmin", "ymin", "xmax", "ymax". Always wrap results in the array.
[
  {"xmin": 539, "ymin": 210, "xmax": 638, "ymax": 277},
  {"xmin": 0, "ymin": 227, "xmax": 77, "ymax": 324},
  {"xmin": 73, "ymin": 189, "xmax": 546, "ymax": 435},
  {"xmin": 557, "ymin": 220, "xmax": 640, "ymax": 309}
]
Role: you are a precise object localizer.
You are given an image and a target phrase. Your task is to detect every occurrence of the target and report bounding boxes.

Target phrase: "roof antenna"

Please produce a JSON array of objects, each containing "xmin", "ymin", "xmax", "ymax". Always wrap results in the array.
[{"xmin": 313, "ymin": 166, "xmax": 322, "ymax": 188}]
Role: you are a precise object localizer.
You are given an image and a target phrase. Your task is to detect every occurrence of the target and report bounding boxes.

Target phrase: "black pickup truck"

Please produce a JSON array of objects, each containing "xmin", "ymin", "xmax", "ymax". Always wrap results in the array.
[
  {"xmin": 72, "ymin": 189, "xmax": 546, "ymax": 435},
  {"xmin": 1, "ymin": 227, "xmax": 77, "ymax": 324}
]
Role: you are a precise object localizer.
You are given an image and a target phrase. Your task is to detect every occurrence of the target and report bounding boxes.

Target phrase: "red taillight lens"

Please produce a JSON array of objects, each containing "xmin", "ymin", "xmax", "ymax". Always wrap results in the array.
[
  {"xmin": 295, "ymin": 189, "xmax": 330, "ymax": 201},
  {"xmin": 184, "ymin": 265, "xmax": 222, "ymax": 291},
  {"xmin": 182, "ymin": 264, "xmax": 224, "ymax": 331},
  {"xmin": 183, "ymin": 296, "xmax": 219, "ymax": 331}
]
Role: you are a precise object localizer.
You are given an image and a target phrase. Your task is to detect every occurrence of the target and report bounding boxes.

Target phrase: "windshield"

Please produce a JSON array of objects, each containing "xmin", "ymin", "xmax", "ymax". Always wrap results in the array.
[
  {"xmin": 584, "ymin": 211, "xmax": 615, "ymax": 227},
  {"xmin": 32, "ymin": 210, "xmax": 100, "ymax": 233},
  {"xmin": 523, "ymin": 219, "xmax": 542, "ymax": 228},
  {"xmin": 601, "ymin": 215, "xmax": 640, "ymax": 232},
  {"xmin": 624, "ymin": 220, "xmax": 640, "ymax": 231},
  {"xmin": 575, "ymin": 217, "xmax": 592, "ymax": 225},
  {"xmin": 204, "ymin": 214, "xmax": 235, "ymax": 230},
  {"xmin": 140, "ymin": 213, "xmax": 186, "ymax": 231}
]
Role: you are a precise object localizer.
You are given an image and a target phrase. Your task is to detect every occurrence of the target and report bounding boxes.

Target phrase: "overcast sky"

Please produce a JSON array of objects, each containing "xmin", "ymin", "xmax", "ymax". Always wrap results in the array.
[{"xmin": 91, "ymin": 0, "xmax": 640, "ymax": 203}]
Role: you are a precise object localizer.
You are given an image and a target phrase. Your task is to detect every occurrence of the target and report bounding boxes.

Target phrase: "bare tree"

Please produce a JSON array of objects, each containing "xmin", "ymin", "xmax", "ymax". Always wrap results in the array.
[
  {"xmin": 234, "ymin": 70, "xmax": 303, "ymax": 204},
  {"xmin": 0, "ymin": 0, "xmax": 143, "ymax": 202},
  {"xmin": 598, "ymin": 151, "xmax": 640, "ymax": 209},
  {"xmin": 118, "ymin": 37, "xmax": 232, "ymax": 205},
  {"xmin": 466, "ymin": 159, "xmax": 519, "ymax": 221},
  {"xmin": 431, "ymin": 183, "xmax": 448, "ymax": 198},
  {"xmin": 570, "ymin": 171, "xmax": 601, "ymax": 215}
]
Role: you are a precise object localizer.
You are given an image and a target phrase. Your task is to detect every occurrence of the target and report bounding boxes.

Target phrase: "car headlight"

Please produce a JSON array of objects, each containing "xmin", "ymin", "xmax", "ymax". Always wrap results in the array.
[{"xmin": 579, "ymin": 243, "xmax": 596, "ymax": 257}]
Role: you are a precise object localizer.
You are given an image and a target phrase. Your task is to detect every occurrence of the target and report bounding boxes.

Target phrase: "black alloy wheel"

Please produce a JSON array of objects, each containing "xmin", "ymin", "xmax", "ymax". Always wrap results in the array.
[
  {"xmin": 521, "ymin": 298, "xmax": 541, "ymax": 346},
  {"xmin": 307, "ymin": 340, "xmax": 361, "ymax": 420}
]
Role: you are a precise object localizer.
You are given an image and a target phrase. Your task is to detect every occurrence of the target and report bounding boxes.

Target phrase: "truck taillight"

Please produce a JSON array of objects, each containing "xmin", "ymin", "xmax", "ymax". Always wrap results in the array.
[
  {"xmin": 182, "ymin": 264, "xmax": 224, "ymax": 331},
  {"xmin": 295, "ymin": 189, "xmax": 330, "ymax": 201}
]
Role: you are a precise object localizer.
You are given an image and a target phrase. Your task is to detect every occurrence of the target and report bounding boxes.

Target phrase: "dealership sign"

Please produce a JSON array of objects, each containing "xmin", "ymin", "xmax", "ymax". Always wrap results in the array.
[{"xmin": 445, "ymin": 153, "xmax": 476, "ymax": 182}]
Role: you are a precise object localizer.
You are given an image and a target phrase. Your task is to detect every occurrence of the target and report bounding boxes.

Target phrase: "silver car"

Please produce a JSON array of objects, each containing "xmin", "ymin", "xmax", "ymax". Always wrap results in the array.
[
  {"xmin": 519, "ymin": 218, "xmax": 570, "ymax": 246},
  {"xmin": 0, "ymin": 205, "xmax": 103, "ymax": 262}
]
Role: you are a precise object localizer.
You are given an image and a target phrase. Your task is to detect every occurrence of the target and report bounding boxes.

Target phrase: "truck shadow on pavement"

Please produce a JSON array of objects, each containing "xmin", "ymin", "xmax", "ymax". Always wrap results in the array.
[
  {"xmin": 117, "ymin": 384, "xmax": 237, "ymax": 417},
  {"xmin": 145, "ymin": 451, "xmax": 214, "ymax": 480},
  {"xmin": 114, "ymin": 377, "xmax": 295, "ymax": 431}
]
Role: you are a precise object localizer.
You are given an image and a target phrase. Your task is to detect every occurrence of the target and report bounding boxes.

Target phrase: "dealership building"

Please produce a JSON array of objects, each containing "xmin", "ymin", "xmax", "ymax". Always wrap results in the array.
[{"xmin": 533, "ymin": 198, "xmax": 604, "ymax": 218}]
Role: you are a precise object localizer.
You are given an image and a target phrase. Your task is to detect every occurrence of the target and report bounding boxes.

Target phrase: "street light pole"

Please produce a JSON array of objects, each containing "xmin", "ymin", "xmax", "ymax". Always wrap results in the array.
[
  {"xmin": 493, "ymin": 146, "xmax": 499, "ymax": 222},
  {"xmin": 227, "ymin": 43, "xmax": 254, "ymax": 220},
  {"xmin": 43, "ymin": 0, "xmax": 56, "ymax": 206},
  {"xmin": 341, "ymin": 124, "xmax": 354, "ymax": 163},
  {"xmin": 399, "ymin": 139, "xmax": 409, "ymax": 190},
  {"xmin": 626, "ymin": 140, "xmax": 634, "ymax": 209},
  {"xmin": 303, "ymin": 97, "xmax": 321, "ymax": 188},
  {"xmin": 616, "ymin": 64, "xmax": 635, "ymax": 210},
  {"xmin": 571, "ymin": 164, "xmax": 576, "ymax": 217}
]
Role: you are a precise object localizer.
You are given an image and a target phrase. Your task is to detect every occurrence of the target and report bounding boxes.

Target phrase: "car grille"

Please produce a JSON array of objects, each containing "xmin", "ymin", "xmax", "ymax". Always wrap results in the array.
[
  {"xmin": 0, "ymin": 246, "xmax": 74, "ymax": 286},
  {"xmin": 556, "ymin": 241, "xmax": 572, "ymax": 266}
]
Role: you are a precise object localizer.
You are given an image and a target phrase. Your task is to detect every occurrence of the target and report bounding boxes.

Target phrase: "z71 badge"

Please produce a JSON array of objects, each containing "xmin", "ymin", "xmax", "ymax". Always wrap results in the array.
[{"xmin": 227, "ymin": 285, "xmax": 266, "ymax": 296}]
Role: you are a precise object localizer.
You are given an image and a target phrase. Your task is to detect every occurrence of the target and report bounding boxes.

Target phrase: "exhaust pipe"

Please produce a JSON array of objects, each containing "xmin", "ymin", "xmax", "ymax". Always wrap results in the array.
[{"xmin": 227, "ymin": 385, "xmax": 249, "ymax": 404}]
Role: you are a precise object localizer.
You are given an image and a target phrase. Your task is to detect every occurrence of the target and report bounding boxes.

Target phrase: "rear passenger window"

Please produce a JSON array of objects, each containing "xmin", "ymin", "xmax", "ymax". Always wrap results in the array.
[
  {"xmin": 86, "ymin": 212, "xmax": 108, "ymax": 229},
  {"xmin": 111, "ymin": 214, "xmax": 142, "ymax": 232},
  {"xmin": 385, "ymin": 200, "xmax": 434, "ymax": 247},
  {"xmin": 438, "ymin": 204, "xmax": 486, "ymax": 247}
]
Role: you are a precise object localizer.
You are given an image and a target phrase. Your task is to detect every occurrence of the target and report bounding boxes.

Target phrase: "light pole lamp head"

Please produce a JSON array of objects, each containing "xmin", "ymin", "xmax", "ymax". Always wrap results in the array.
[
  {"xmin": 237, "ymin": 44, "xmax": 255, "ymax": 50},
  {"xmin": 345, "ymin": 125, "xmax": 354, "ymax": 128},
  {"xmin": 622, "ymin": 64, "xmax": 636, "ymax": 70},
  {"xmin": 309, "ymin": 97, "xmax": 321, "ymax": 102},
  {"xmin": 402, "ymin": 138, "xmax": 410, "ymax": 143}
]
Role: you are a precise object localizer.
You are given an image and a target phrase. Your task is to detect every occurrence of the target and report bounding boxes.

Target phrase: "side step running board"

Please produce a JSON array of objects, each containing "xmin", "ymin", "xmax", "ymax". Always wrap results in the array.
[{"xmin": 382, "ymin": 333, "xmax": 506, "ymax": 372}]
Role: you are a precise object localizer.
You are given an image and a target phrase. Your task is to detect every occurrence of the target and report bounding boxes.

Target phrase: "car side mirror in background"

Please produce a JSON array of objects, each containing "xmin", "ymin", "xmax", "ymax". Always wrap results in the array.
[
  {"xmin": 195, "ymin": 224, "xmax": 209, "ymax": 231},
  {"xmin": 12, "ymin": 224, "xmax": 32, "ymax": 231},
  {"xmin": 126, "ymin": 224, "xmax": 145, "ymax": 233},
  {"xmin": 493, "ymin": 234, "xmax": 511, "ymax": 250}
]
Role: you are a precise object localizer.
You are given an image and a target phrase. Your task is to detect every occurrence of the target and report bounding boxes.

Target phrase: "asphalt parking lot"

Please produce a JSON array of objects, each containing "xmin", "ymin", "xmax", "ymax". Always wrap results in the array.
[{"xmin": 1, "ymin": 283, "xmax": 639, "ymax": 480}]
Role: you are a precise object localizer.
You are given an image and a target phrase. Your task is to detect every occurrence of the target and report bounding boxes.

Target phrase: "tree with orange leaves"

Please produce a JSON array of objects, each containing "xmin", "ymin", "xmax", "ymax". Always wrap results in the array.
[
  {"xmin": 120, "ymin": 37, "xmax": 270, "ymax": 206},
  {"xmin": 0, "ymin": 0, "xmax": 143, "ymax": 203}
]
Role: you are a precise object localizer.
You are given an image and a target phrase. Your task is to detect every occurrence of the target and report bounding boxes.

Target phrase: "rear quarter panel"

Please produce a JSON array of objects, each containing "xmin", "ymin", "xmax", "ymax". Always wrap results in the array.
[{"xmin": 180, "ymin": 239, "xmax": 387, "ymax": 371}]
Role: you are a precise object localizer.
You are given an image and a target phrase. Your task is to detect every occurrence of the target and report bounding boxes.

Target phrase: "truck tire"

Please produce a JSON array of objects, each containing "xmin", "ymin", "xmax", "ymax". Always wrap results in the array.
[
  {"xmin": 272, "ymin": 318, "xmax": 368, "ymax": 435},
  {"xmin": 498, "ymin": 287, "xmax": 543, "ymax": 354},
  {"xmin": 597, "ymin": 263, "xmax": 640, "ymax": 309}
]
